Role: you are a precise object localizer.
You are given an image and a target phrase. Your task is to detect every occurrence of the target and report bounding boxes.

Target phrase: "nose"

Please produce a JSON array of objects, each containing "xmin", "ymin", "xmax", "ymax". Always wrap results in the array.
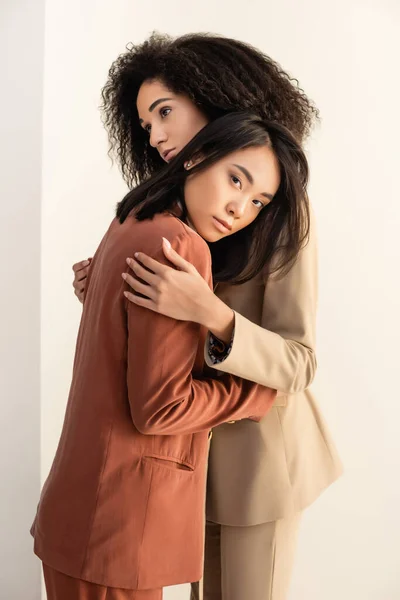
[
  {"xmin": 149, "ymin": 123, "xmax": 167, "ymax": 149},
  {"xmin": 226, "ymin": 198, "xmax": 246, "ymax": 219}
]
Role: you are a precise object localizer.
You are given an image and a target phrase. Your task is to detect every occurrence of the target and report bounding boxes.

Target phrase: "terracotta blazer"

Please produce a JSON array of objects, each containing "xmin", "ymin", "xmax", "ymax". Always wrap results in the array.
[
  {"xmin": 31, "ymin": 213, "xmax": 276, "ymax": 591},
  {"xmin": 205, "ymin": 210, "xmax": 343, "ymax": 526}
]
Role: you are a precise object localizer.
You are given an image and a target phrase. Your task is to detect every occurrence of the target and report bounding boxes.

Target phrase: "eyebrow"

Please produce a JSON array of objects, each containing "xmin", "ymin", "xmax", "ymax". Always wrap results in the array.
[
  {"xmin": 233, "ymin": 164, "xmax": 274, "ymax": 201},
  {"xmin": 138, "ymin": 97, "xmax": 173, "ymax": 124}
]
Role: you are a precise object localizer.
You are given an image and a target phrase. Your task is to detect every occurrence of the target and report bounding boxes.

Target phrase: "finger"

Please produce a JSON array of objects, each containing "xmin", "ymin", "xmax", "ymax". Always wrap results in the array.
[
  {"xmin": 74, "ymin": 289, "xmax": 84, "ymax": 303},
  {"xmin": 122, "ymin": 273, "xmax": 157, "ymax": 300},
  {"xmin": 122, "ymin": 271, "xmax": 152, "ymax": 294},
  {"xmin": 72, "ymin": 260, "xmax": 90, "ymax": 273},
  {"xmin": 162, "ymin": 238, "xmax": 196, "ymax": 273},
  {"xmin": 126, "ymin": 259, "xmax": 159, "ymax": 286},
  {"xmin": 74, "ymin": 268, "xmax": 89, "ymax": 283},
  {"xmin": 124, "ymin": 291, "xmax": 158, "ymax": 312},
  {"xmin": 127, "ymin": 252, "xmax": 167, "ymax": 276},
  {"xmin": 72, "ymin": 259, "xmax": 91, "ymax": 273},
  {"xmin": 73, "ymin": 275, "xmax": 87, "ymax": 290}
]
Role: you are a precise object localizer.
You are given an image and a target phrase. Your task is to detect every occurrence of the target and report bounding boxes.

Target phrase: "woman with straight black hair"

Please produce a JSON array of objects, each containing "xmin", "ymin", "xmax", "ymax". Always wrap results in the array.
[{"xmin": 32, "ymin": 112, "xmax": 298, "ymax": 600}]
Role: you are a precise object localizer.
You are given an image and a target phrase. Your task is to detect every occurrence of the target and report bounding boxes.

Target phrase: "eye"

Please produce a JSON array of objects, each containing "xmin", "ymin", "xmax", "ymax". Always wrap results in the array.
[
  {"xmin": 231, "ymin": 175, "xmax": 242, "ymax": 189},
  {"xmin": 252, "ymin": 199, "xmax": 266, "ymax": 209},
  {"xmin": 160, "ymin": 107, "xmax": 171, "ymax": 118},
  {"xmin": 143, "ymin": 124, "xmax": 151, "ymax": 134}
]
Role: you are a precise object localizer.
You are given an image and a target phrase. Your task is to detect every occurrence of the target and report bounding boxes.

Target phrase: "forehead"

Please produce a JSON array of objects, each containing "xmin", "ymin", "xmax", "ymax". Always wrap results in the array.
[
  {"xmin": 138, "ymin": 79, "xmax": 172, "ymax": 99},
  {"xmin": 137, "ymin": 79, "xmax": 179, "ymax": 115}
]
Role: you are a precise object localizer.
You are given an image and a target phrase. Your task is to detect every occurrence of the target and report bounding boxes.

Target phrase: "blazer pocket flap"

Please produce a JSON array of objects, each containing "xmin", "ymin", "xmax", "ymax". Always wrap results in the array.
[{"xmin": 143, "ymin": 454, "xmax": 195, "ymax": 472}]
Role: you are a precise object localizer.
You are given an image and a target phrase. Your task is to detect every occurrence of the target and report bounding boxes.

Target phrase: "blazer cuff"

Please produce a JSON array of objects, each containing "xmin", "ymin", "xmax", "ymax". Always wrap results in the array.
[{"xmin": 204, "ymin": 310, "xmax": 280, "ymax": 385}]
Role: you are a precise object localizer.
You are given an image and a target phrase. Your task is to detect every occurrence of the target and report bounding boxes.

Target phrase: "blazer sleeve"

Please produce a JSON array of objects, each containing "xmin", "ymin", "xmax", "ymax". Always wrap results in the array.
[
  {"xmin": 126, "ymin": 230, "xmax": 276, "ymax": 436},
  {"xmin": 205, "ymin": 210, "xmax": 318, "ymax": 394}
]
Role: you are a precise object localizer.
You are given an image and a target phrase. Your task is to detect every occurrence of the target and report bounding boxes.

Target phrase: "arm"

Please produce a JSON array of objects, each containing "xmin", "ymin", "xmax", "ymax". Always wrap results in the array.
[
  {"xmin": 126, "ymin": 231, "xmax": 276, "ymax": 436},
  {"xmin": 204, "ymin": 212, "xmax": 318, "ymax": 394}
]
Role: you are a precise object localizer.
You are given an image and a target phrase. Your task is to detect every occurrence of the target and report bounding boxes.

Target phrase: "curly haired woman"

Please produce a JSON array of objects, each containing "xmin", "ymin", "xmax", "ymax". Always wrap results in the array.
[{"xmin": 69, "ymin": 33, "xmax": 342, "ymax": 600}]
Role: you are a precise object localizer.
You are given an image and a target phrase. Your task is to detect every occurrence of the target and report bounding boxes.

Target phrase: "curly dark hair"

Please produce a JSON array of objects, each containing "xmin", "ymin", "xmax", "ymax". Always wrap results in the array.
[{"xmin": 101, "ymin": 32, "xmax": 319, "ymax": 187}]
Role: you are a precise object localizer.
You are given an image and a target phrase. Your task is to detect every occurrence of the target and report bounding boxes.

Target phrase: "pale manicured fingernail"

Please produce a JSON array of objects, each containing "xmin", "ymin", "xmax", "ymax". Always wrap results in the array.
[
  {"xmin": 126, "ymin": 258, "xmax": 132, "ymax": 265},
  {"xmin": 122, "ymin": 273, "xmax": 127, "ymax": 280},
  {"xmin": 162, "ymin": 237, "xmax": 171, "ymax": 249}
]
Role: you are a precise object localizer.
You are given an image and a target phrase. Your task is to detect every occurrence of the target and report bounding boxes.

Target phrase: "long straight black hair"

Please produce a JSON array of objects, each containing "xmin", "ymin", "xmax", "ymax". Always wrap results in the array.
[{"xmin": 117, "ymin": 112, "xmax": 310, "ymax": 285}]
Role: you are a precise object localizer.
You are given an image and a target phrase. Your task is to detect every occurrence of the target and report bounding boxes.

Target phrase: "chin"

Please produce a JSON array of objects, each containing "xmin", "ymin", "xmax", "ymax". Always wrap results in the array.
[
  {"xmin": 201, "ymin": 231, "xmax": 224, "ymax": 243},
  {"xmin": 189, "ymin": 220, "xmax": 224, "ymax": 243}
]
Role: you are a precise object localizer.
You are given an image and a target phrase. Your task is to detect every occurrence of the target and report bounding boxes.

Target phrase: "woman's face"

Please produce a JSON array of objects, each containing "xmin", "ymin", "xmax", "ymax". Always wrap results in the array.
[
  {"xmin": 137, "ymin": 80, "xmax": 209, "ymax": 163},
  {"xmin": 184, "ymin": 146, "xmax": 281, "ymax": 243}
]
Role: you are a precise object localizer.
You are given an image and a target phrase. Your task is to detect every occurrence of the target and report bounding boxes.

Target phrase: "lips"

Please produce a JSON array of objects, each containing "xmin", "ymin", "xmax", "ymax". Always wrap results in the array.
[
  {"xmin": 162, "ymin": 149, "xmax": 176, "ymax": 162},
  {"xmin": 213, "ymin": 217, "xmax": 233, "ymax": 232}
]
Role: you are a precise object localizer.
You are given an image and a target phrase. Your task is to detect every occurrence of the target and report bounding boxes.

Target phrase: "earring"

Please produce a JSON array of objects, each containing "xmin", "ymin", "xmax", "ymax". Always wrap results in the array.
[{"xmin": 185, "ymin": 161, "xmax": 192, "ymax": 169}]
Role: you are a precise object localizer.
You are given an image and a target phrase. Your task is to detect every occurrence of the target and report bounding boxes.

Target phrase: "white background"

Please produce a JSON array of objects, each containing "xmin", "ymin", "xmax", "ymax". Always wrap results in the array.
[
  {"xmin": 0, "ymin": 1, "xmax": 43, "ymax": 598},
  {"xmin": 1, "ymin": 1, "xmax": 399, "ymax": 599}
]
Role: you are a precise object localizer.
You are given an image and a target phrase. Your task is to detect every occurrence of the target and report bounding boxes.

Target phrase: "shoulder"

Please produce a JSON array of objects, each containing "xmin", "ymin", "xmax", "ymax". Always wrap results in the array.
[
  {"xmin": 127, "ymin": 213, "xmax": 211, "ymax": 272},
  {"xmin": 265, "ymin": 202, "xmax": 318, "ymax": 286},
  {"xmin": 137, "ymin": 212, "xmax": 207, "ymax": 246},
  {"xmin": 163, "ymin": 216, "xmax": 212, "ymax": 273},
  {"xmin": 172, "ymin": 218, "xmax": 211, "ymax": 256}
]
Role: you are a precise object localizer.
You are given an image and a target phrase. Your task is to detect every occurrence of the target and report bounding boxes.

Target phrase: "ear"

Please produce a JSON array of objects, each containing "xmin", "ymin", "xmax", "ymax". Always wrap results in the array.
[{"xmin": 184, "ymin": 153, "xmax": 204, "ymax": 170}]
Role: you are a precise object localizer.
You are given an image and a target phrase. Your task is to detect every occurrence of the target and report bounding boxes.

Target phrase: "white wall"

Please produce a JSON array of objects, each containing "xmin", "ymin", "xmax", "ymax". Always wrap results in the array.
[
  {"xmin": 38, "ymin": 1, "xmax": 400, "ymax": 599},
  {"xmin": 0, "ymin": 1, "xmax": 44, "ymax": 598}
]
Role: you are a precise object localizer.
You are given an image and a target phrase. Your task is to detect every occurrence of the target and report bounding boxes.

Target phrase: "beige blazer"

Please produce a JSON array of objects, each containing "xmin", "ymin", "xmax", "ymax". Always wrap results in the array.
[{"xmin": 205, "ymin": 211, "xmax": 343, "ymax": 526}]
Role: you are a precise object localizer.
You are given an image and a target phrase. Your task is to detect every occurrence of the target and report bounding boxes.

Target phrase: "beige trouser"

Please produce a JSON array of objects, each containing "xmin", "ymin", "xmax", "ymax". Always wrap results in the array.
[{"xmin": 190, "ymin": 514, "xmax": 301, "ymax": 600}]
